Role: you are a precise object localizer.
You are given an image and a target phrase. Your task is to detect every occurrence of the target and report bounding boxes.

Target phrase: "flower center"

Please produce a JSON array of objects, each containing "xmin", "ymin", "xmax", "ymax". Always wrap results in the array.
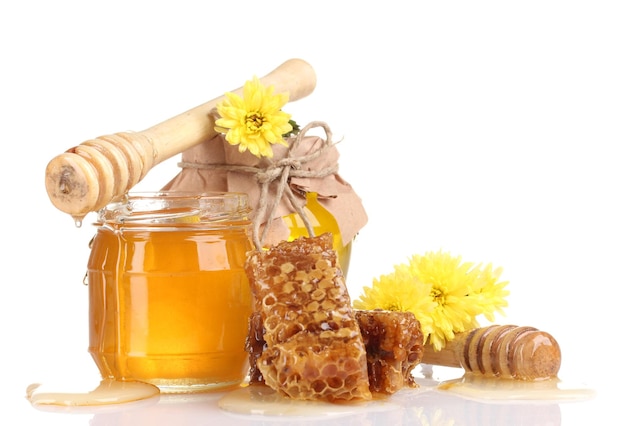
[
  {"xmin": 245, "ymin": 112, "xmax": 265, "ymax": 133},
  {"xmin": 385, "ymin": 303, "xmax": 402, "ymax": 311},
  {"xmin": 431, "ymin": 287, "xmax": 446, "ymax": 306}
]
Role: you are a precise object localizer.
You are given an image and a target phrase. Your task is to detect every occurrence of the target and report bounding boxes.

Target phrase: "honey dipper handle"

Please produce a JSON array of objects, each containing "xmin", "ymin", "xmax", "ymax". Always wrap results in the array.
[
  {"xmin": 421, "ymin": 325, "xmax": 561, "ymax": 381},
  {"xmin": 44, "ymin": 58, "xmax": 317, "ymax": 219},
  {"xmin": 421, "ymin": 341, "xmax": 461, "ymax": 369}
]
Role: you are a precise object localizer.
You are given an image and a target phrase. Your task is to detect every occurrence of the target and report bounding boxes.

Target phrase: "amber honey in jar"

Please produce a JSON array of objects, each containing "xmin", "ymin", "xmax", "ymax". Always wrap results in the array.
[
  {"xmin": 282, "ymin": 192, "xmax": 352, "ymax": 275},
  {"xmin": 87, "ymin": 192, "xmax": 253, "ymax": 393}
]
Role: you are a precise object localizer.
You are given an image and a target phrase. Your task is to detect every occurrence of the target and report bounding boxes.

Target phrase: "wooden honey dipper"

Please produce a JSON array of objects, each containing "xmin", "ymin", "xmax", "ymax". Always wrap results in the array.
[
  {"xmin": 421, "ymin": 325, "xmax": 561, "ymax": 381},
  {"xmin": 44, "ymin": 58, "xmax": 317, "ymax": 222}
]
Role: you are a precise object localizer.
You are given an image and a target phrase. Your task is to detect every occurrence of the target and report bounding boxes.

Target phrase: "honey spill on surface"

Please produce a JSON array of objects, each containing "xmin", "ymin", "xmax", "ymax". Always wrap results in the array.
[
  {"xmin": 437, "ymin": 374, "xmax": 596, "ymax": 402},
  {"xmin": 26, "ymin": 379, "xmax": 159, "ymax": 407},
  {"xmin": 217, "ymin": 384, "xmax": 394, "ymax": 417},
  {"xmin": 25, "ymin": 373, "xmax": 595, "ymax": 419}
]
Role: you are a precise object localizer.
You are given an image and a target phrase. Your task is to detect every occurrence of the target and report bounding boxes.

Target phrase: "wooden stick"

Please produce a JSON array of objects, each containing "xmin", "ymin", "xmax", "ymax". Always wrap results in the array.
[
  {"xmin": 421, "ymin": 325, "xmax": 561, "ymax": 381},
  {"xmin": 44, "ymin": 58, "xmax": 317, "ymax": 220}
]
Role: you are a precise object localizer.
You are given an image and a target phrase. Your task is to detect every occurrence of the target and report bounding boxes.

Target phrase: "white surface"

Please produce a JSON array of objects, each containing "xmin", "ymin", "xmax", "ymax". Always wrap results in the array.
[
  {"xmin": 23, "ymin": 366, "xmax": 599, "ymax": 426},
  {"xmin": 1, "ymin": 1, "xmax": 623, "ymax": 424}
]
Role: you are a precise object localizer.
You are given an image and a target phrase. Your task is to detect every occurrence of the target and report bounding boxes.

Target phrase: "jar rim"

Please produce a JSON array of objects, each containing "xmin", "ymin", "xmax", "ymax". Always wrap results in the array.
[
  {"xmin": 97, "ymin": 191, "xmax": 251, "ymax": 226},
  {"xmin": 123, "ymin": 190, "xmax": 248, "ymax": 200}
]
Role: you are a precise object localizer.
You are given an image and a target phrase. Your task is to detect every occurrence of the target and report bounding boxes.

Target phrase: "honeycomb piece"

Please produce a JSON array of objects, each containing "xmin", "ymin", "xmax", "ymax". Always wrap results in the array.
[
  {"xmin": 246, "ymin": 309, "xmax": 425, "ymax": 394},
  {"xmin": 245, "ymin": 233, "xmax": 372, "ymax": 402},
  {"xmin": 355, "ymin": 309, "xmax": 424, "ymax": 394}
]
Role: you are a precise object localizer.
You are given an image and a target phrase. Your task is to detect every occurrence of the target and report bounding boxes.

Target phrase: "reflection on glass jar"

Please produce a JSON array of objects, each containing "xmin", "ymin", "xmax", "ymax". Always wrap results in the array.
[{"xmin": 87, "ymin": 192, "xmax": 253, "ymax": 393}]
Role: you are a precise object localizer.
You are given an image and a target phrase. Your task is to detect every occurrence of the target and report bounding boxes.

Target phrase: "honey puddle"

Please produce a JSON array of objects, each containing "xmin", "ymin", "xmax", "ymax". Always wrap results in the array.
[
  {"xmin": 437, "ymin": 374, "xmax": 596, "ymax": 402},
  {"xmin": 26, "ymin": 379, "xmax": 160, "ymax": 407},
  {"xmin": 218, "ymin": 384, "xmax": 395, "ymax": 417},
  {"xmin": 25, "ymin": 374, "xmax": 595, "ymax": 417}
]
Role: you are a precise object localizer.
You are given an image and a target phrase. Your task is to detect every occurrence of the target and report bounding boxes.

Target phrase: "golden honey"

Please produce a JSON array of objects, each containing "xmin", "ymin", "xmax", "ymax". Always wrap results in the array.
[
  {"xmin": 87, "ymin": 192, "xmax": 253, "ymax": 393},
  {"xmin": 282, "ymin": 192, "xmax": 352, "ymax": 275}
]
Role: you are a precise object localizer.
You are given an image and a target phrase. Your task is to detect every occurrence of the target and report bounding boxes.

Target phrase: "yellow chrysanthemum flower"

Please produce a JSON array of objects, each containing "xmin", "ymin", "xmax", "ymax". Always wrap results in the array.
[
  {"xmin": 473, "ymin": 263, "xmax": 510, "ymax": 322},
  {"xmin": 354, "ymin": 250, "xmax": 509, "ymax": 352},
  {"xmin": 407, "ymin": 251, "xmax": 484, "ymax": 351},
  {"xmin": 215, "ymin": 76, "xmax": 293, "ymax": 158}
]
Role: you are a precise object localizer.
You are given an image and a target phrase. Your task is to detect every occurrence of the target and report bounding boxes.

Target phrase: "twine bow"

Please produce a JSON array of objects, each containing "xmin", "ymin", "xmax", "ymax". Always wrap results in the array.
[{"xmin": 178, "ymin": 121, "xmax": 339, "ymax": 250}]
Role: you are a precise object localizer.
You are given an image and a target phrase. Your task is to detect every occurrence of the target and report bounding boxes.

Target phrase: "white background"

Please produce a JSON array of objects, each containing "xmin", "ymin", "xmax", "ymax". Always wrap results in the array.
[{"xmin": 1, "ymin": 1, "xmax": 624, "ymax": 424}]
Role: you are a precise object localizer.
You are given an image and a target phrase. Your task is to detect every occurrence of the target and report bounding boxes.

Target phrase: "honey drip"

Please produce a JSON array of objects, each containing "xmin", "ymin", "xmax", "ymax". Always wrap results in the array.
[{"xmin": 72, "ymin": 215, "xmax": 84, "ymax": 228}]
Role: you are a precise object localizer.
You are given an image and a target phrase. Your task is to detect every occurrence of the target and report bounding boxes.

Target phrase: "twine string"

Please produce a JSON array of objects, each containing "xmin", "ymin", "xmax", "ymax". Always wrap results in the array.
[{"xmin": 177, "ymin": 121, "xmax": 338, "ymax": 250}]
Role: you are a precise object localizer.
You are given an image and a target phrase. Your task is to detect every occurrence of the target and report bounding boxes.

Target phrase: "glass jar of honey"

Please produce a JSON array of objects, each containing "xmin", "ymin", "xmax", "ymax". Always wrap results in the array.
[{"xmin": 87, "ymin": 192, "xmax": 253, "ymax": 393}]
